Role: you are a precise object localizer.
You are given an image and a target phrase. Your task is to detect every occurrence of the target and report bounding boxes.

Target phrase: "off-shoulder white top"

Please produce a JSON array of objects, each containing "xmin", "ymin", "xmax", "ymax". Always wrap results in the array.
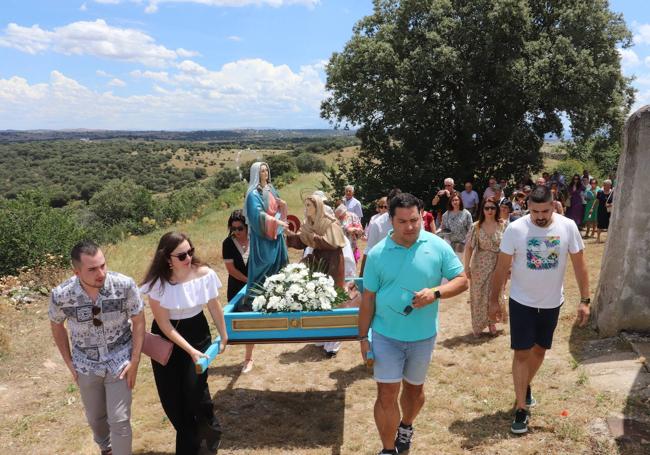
[{"xmin": 141, "ymin": 268, "xmax": 222, "ymax": 320}]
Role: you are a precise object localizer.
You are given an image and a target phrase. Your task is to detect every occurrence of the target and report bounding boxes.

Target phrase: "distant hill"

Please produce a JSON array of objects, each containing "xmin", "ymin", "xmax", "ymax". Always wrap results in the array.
[{"xmin": 0, "ymin": 129, "xmax": 356, "ymax": 143}]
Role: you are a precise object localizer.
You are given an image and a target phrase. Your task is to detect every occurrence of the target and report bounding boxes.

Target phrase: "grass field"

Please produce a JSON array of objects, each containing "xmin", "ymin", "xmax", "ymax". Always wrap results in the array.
[{"xmin": 0, "ymin": 161, "xmax": 640, "ymax": 454}]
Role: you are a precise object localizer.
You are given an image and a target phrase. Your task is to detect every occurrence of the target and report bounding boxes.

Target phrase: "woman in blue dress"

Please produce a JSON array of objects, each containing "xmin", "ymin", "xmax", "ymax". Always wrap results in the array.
[{"xmin": 239, "ymin": 162, "xmax": 289, "ymax": 371}]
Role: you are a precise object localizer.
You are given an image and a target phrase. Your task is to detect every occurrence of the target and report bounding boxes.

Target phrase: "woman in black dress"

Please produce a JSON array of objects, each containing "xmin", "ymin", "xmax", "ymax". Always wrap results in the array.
[
  {"xmin": 596, "ymin": 179, "xmax": 614, "ymax": 243},
  {"xmin": 221, "ymin": 210, "xmax": 254, "ymax": 372}
]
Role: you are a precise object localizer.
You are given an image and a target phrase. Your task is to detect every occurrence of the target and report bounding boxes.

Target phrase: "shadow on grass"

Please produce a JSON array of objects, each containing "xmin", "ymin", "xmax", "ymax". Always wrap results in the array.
[
  {"xmin": 205, "ymin": 363, "xmax": 369, "ymax": 455},
  {"xmin": 448, "ymin": 409, "xmax": 555, "ymax": 450},
  {"xmin": 277, "ymin": 343, "xmax": 331, "ymax": 364},
  {"xmin": 439, "ymin": 332, "xmax": 500, "ymax": 349}
]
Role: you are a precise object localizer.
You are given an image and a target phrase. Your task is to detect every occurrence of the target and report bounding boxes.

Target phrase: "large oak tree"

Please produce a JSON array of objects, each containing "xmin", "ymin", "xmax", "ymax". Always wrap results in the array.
[{"xmin": 321, "ymin": 0, "xmax": 634, "ymax": 203}]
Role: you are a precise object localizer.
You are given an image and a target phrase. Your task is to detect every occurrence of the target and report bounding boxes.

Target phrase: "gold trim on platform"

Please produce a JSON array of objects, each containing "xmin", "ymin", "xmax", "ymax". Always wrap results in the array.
[
  {"xmin": 231, "ymin": 318, "xmax": 289, "ymax": 331},
  {"xmin": 300, "ymin": 314, "xmax": 358, "ymax": 329}
]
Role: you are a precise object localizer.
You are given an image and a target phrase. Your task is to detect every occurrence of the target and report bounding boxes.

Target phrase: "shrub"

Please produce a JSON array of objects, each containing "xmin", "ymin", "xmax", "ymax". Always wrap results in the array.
[
  {"xmin": 0, "ymin": 192, "xmax": 87, "ymax": 275},
  {"xmin": 295, "ymin": 153, "xmax": 326, "ymax": 173},
  {"xmin": 89, "ymin": 179, "xmax": 156, "ymax": 225},
  {"xmin": 210, "ymin": 167, "xmax": 241, "ymax": 194},
  {"xmin": 553, "ymin": 159, "xmax": 602, "ymax": 186},
  {"xmin": 158, "ymin": 185, "xmax": 211, "ymax": 223}
]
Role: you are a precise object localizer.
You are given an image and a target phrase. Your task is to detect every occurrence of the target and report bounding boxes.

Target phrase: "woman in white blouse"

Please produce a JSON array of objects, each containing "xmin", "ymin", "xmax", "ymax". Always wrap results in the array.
[{"xmin": 141, "ymin": 232, "xmax": 228, "ymax": 455}]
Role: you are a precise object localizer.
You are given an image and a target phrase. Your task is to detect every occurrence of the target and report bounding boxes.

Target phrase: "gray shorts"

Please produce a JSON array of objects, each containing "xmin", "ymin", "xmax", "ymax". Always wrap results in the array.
[{"xmin": 372, "ymin": 331, "xmax": 436, "ymax": 385}]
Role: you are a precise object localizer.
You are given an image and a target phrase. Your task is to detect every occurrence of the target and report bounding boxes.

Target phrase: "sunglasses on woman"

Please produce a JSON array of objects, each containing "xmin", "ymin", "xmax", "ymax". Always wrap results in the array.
[
  {"xmin": 170, "ymin": 248, "xmax": 195, "ymax": 261},
  {"xmin": 484, "ymin": 206, "xmax": 497, "ymax": 211},
  {"xmin": 230, "ymin": 226, "xmax": 246, "ymax": 232},
  {"xmin": 377, "ymin": 205, "xmax": 388, "ymax": 209}
]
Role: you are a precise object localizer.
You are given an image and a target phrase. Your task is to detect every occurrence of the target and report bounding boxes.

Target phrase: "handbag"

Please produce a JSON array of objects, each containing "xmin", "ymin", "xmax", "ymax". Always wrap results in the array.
[
  {"xmin": 142, "ymin": 318, "xmax": 180, "ymax": 366},
  {"xmin": 605, "ymin": 191, "xmax": 613, "ymax": 213},
  {"xmin": 142, "ymin": 332, "xmax": 173, "ymax": 366}
]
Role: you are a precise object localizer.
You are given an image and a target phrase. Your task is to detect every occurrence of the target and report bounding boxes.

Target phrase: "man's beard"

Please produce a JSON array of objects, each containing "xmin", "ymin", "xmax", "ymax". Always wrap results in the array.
[{"xmin": 534, "ymin": 218, "xmax": 549, "ymax": 227}]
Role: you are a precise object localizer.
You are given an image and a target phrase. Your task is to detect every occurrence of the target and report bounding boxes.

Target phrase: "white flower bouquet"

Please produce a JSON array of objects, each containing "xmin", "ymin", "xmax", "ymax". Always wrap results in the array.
[{"xmin": 251, "ymin": 263, "xmax": 347, "ymax": 313}]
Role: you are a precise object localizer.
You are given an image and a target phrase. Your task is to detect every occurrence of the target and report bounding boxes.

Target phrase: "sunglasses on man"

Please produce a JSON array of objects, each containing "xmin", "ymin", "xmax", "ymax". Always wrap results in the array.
[
  {"xmin": 170, "ymin": 248, "xmax": 195, "ymax": 262},
  {"xmin": 92, "ymin": 305, "xmax": 102, "ymax": 327}
]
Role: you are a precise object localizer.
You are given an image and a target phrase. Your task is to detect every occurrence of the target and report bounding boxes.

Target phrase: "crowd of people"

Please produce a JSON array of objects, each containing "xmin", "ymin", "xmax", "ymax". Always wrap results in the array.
[{"xmin": 48, "ymin": 161, "xmax": 602, "ymax": 455}]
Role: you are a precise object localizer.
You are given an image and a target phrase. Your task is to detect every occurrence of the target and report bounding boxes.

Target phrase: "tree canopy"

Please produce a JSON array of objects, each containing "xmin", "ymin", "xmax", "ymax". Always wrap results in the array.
[{"xmin": 321, "ymin": 0, "xmax": 634, "ymax": 203}]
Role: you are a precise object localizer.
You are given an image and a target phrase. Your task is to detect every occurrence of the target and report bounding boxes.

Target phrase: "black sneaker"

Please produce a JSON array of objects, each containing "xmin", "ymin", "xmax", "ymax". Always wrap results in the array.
[
  {"xmin": 395, "ymin": 422, "xmax": 413, "ymax": 453},
  {"xmin": 526, "ymin": 385, "xmax": 537, "ymax": 408},
  {"xmin": 511, "ymin": 408, "xmax": 529, "ymax": 434},
  {"xmin": 377, "ymin": 450, "xmax": 398, "ymax": 455}
]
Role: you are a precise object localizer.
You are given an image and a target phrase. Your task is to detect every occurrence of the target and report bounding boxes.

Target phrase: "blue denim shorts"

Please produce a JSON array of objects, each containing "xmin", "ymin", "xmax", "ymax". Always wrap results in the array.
[{"xmin": 372, "ymin": 331, "xmax": 437, "ymax": 385}]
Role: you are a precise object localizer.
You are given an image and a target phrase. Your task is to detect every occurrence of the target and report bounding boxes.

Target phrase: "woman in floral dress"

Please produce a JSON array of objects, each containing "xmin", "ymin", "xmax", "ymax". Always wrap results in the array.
[{"xmin": 464, "ymin": 197, "xmax": 507, "ymax": 336}]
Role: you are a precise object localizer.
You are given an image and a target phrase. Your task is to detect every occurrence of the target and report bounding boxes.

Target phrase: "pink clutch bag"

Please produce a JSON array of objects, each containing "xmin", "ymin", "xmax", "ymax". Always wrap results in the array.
[{"xmin": 142, "ymin": 332, "xmax": 173, "ymax": 366}]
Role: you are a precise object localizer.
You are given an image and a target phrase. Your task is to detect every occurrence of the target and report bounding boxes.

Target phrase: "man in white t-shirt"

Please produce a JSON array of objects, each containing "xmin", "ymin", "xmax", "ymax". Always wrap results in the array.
[{"xmin": 489, "ymin": 185, "xmax": 590, "ymax": 435}]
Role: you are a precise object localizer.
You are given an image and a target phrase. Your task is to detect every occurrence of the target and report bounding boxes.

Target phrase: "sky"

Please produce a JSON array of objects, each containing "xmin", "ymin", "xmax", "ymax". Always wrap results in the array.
[{"xmin": 0, "ymin": 0, "xmax": 648, "ymax": 130}]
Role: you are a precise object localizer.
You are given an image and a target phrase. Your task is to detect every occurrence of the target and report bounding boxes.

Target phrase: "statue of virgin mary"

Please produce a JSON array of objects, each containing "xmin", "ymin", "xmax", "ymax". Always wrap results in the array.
[{"xmin": 241, "ymin": 162, "xmax": 289, "ymax": 310}]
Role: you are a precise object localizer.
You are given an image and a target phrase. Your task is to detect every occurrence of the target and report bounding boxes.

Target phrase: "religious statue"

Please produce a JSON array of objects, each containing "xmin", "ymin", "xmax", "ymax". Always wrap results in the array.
[
  {"xmin": 241, "ymin": 161, "xmax": 289, "ymax": 310},
  {"xmin": 287, "ymin": 194, "xmax": 347, "ymax": 288}
]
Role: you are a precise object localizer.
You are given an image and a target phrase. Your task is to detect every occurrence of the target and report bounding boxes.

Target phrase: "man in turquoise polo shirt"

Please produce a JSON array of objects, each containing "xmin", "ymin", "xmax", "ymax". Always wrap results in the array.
[{"xmin": 359, "ymin": 192, "xmax": 468, "ymax": 455}]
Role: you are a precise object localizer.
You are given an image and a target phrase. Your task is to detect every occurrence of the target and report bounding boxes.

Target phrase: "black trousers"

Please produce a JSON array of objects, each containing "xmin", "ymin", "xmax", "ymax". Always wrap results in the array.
[{"xmin": 151, "ymin": 311, "xmax": 217, "ymax": 455}]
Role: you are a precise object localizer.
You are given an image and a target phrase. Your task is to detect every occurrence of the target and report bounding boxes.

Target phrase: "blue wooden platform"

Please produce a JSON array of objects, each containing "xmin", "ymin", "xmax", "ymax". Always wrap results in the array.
[{"xmin": 222, "ymin": 278, "xmax": 363, "ymax": 344}]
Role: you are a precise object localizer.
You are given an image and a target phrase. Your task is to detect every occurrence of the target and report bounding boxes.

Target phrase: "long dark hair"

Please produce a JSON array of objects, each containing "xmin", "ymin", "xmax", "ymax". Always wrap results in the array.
[
  {"xmin": 141, "ymin": 231, "xmax": 203, "ymax": 293},
  {"xmin": 477, "ymin": 197, "xmax": 501, "ymax": 228}
]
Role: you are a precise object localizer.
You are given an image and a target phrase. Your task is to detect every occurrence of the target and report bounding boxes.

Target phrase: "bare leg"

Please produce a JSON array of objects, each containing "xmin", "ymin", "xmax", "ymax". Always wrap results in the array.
[
  {"xmin": 596, "ymin": 228, "xmax": 602, "ymax": 243},
  {"xmin": 399, "ymin": 380, "xmax": 425, "ymax": 426},
  {"xmin": 527, "ymin": 344, "xmax": 546, "ymax": 385},
  {"xmin": 512, "ymin": 349, "xmax": 531, "ymax": 410},
  {"xmin": 242, "ymin": 344, "xmax": 254, "ymax": 373},
  {"xmin": 375, "ymin": 382, "xmax": 401, "ymax": 450}
]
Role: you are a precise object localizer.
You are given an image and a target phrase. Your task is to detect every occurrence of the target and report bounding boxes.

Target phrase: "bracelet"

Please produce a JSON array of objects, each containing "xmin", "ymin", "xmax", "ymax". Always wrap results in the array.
[
  {"xmin": 580, "ymin": 297, "xmax": 591, "ymax": 305},
  {"xmin": 358, "ymin": 335, "xmax": 369, "ymax": 341}
]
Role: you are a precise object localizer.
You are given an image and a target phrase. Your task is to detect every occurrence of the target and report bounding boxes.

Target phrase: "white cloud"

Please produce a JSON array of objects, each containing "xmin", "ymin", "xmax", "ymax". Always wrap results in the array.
[
  {"xmin": 144, "ymin": 0, "xmax": 320, "ymax": 14},
  {"xmin": 227, "ymin": 35, "xmax": 242, "ymax": 42},
  {"xmin": 0, "ymin": 20, "xmax": 198, "ymax": 67},
  {"xmin": 619, "ymin": 48, "xmax": 640, "ymax": 68},
  {"xmin": 633, "ymin": 24, "xmax": 650, "ymax": 45},
  {"xmin": 177, "ymin": 59, "xmax": 209, "ymax": 74},
  {"xmin": 96, "ymin": 69, "xmax": 114, "ymax": 77},
  {"xmin": 130, "ymin": 69, "xmax": 171, "ymax": 83},
  {"xmin": 177, "ymin": 47, "xmax": 200, "ymax": 57},
  {"xmin": 0, "ymin": 62, "xmax": 327, "ymax": 128},
  {"xmin": 94, "ymin": 0, "xmax": 122, "ymax": 4},
  {"xmin": 80, "ymin": 2, "xmax": 88, "ymax": 11},
  {"xmin": 108, "ymin": 78, "xmax": 126, "ymax": 87}
]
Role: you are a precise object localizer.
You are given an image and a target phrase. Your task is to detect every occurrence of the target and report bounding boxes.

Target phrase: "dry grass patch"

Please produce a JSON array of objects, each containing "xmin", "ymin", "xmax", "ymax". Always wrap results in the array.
[{"xmin": 1, "ymin": 200, "xmax": 639, "ymax": 454}]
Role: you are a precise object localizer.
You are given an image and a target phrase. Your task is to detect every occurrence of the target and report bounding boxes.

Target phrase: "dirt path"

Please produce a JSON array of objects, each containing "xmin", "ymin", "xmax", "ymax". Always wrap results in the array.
[{"xmin": 0, "ymin": 238, "xmax": 636, "ymax": 454}]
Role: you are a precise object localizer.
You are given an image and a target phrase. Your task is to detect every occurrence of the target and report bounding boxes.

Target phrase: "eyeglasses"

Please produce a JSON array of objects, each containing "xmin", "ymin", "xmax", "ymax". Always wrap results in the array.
[
  {"xmin": 378, "ymin": 205, "xmax": 388, "ymax": 209},
  {"xmin": 170, "ymin": 248, "xmax": 195, "ymax": 261},
  {"xmin": 231, "ymin": 226, "xmax": 246, "ymax": 232},
  {"xmin": 484, "ymin": 206, "xmax": 497, "ymax": 211},
  {"xmin": 92, "ymin": 305, "xmax": 102, "ymax": 327}
]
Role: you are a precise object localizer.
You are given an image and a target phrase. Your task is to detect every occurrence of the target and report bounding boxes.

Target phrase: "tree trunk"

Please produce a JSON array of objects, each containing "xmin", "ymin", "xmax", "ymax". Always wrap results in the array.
[{"xmin": 594, "ymin": 106, "xmax": 650, "ymax": 336}]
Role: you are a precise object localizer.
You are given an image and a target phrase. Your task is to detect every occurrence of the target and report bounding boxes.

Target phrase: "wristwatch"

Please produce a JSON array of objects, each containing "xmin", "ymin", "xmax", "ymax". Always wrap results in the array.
[
  {"xmin": 432, "ymin": 287, "xmax": 442, "ymax": 300},
  {"xmin": 358, "ymin": 335, "xmax": 369, "ymax": 342},
  {"xmin": 580, "ymin": 297, "xmax": 591, "ymax": 305}
]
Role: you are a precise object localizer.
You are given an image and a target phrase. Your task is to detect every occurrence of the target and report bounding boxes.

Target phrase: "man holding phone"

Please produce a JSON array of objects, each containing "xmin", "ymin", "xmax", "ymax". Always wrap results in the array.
[{"xmin": 359, "ymin": 193, "xmax": 468, "ymax": 455}]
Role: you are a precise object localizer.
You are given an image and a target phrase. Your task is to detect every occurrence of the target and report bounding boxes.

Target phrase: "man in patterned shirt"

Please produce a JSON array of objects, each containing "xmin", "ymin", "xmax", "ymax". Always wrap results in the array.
[{"xmin": 50, "ymin": 240, "xmax": 145, "ymax": 455}]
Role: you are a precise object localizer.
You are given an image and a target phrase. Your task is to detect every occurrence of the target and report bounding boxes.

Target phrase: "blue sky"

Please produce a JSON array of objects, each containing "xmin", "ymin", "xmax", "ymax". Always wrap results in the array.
[{"xmin": 0, "ymin": 1, "xmax": 647, "ymax": 130}]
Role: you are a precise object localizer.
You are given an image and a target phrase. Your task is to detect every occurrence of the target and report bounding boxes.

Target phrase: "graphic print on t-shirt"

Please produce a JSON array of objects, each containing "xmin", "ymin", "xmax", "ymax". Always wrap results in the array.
[{"xmin": 526, "ymin": 236, "xmax": 560, "ymax": 270}]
